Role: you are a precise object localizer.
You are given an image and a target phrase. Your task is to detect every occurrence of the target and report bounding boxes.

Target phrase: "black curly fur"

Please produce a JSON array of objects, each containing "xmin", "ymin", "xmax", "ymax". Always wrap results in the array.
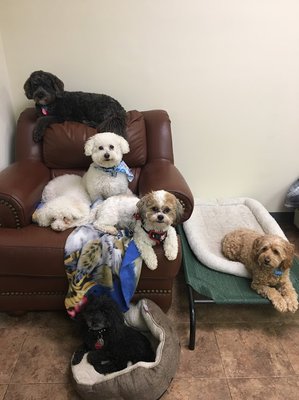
[
  {"xmin": 72, "ymin": 295, "xmax": 155, "ymax": 374},
  {"xmin": 24, "ymin": 70, "xmax": 127, "ymax": 143}
]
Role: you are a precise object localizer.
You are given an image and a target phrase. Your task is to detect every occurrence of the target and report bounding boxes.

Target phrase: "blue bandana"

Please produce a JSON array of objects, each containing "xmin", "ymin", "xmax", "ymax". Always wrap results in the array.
[{"xmin": 94, "ymin": 161, "xmax": 134, "ymax": 182}]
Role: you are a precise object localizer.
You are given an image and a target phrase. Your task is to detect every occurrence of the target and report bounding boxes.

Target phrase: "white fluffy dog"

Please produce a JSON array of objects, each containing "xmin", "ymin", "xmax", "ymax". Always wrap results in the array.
[
  {"xmin": 83, "ymin": 132, "xmax": 133, "ymax": 203},
  {"xmin": 133, "ymin": 190, "xmax": 184, "ymax": 270},
  {"xmin": 32, "ymin": 174, "xmax": 92, "ymax": 231},
  {"xmin": 92, "ymin": 194, "xmax": 139, "ymax": 235}
]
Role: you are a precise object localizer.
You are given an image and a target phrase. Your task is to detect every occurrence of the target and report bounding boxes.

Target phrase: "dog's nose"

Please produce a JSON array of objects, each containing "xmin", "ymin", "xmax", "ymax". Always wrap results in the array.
[
  {"xmin": 157, "ymin": 214, "xmax": 164, "ymax": 221},
  {"xmin": 104, "ymin": 153, "xmax": 110, "ymax": 159},
  {"xmin": 264, "ymin": 256, "xmax": 270, "ymax": 264},
  {"xmin": 36, "ymin": 91, "xmax": 44, "ymax": 99}
]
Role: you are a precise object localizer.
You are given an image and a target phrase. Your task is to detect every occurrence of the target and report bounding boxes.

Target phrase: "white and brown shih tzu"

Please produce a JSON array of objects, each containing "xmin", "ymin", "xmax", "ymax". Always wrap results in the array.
[{"xmin": 133, "ymin": 190, "xmax": 184, "ymax": 270}]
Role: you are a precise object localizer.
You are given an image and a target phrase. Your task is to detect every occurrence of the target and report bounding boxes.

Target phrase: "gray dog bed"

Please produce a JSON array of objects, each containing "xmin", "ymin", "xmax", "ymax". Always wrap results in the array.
[
  {"xmin": 71, "ymin": 299, "xmax": 180, "ymax": 400},
  {"xmin": 183, "ymin": 197, "xmax": 287, "ymax": 278}
]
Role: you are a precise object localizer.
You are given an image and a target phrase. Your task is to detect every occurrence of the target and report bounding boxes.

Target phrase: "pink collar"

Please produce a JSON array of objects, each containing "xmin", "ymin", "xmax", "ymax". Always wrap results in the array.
[{"xmin": 41, "ymin": 106, "xmax": 49, "ymax": 116}]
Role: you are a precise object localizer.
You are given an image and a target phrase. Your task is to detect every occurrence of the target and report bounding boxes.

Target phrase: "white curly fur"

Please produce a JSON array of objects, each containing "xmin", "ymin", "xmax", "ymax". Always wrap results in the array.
[
  {"xmin": 33, "ymin": 174, "xmax": 92, "ymax": 231},
  {"xmin": 83, "ymin": 132, "xmax": 132, "ymax": 202},
  {"xmin": 92, "ymin": 194, "xmax": 139, "ymax": 235}
]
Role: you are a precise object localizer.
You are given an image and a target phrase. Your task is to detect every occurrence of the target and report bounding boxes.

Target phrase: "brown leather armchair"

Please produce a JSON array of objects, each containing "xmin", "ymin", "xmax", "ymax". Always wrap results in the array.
[{"xmin": 0, "ymin": 108, "xmax": 193, "ymax": 313}]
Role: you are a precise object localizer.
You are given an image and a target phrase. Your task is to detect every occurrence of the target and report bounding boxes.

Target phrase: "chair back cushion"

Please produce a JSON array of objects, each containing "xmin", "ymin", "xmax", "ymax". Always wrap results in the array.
[{"xmin": 42, "ymin": 110, "xmax": 147, "ymax": 170}]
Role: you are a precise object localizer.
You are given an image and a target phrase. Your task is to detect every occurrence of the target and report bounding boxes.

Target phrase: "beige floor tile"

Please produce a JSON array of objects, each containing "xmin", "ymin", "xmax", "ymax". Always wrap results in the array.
[
  {"xmin": 167, "ymin": 279, "xmax": 190, "ymax": 325},
  {"xmin": 0, "ymin": 311, "xmax": 74, "ymax": 337},
  {"xmin": 275, "ymin": 323, "xmax": 299, "ymax": 373},
  {"xmin": 10, "ymin": 328, "xmax": 80, "ymax": 384},
  {"xmin": 162, "ymin": 377, "xmax": 231, "ymax": 400},
  {"xmin": 0, "ymin": 328, "xmax": 26, "ymax": 384},
  {"xmin": 214, "ymin": 323, "xmax": 295, "ymax": 378},
  {"xmin": 3, "ymin": 383, "xmax": 81, "ymax": 400},
  {"xmin": 228, "ymin": 377, "xmax": 299, "ymax": 400},
  {"xmin": 0, "ymin": 385, "xmax": 7, "ymax": 400},
  {"xmin": 196, "ymin": 303, "xmax": 299, "ymax": 324},
  {"xmin": 176, "ymin": 323, "xmax": 225, "ymax": 379}
]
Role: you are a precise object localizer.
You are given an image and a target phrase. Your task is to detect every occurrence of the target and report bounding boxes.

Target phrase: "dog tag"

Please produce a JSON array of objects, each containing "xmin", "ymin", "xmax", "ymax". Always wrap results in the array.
[
  {"xmin": 95, "ymin": 338, "xmax": 104, "ymax": 350},
  {"xmin": 274, "ymin": 269, "xmax": 283, "ymax": 276}
]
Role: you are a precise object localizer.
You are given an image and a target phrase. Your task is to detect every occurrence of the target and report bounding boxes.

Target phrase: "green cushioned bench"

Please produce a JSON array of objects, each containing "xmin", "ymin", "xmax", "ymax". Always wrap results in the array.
[{"xmin": 178, "ymin": 225, "xmax": 299, "ymax": 350}]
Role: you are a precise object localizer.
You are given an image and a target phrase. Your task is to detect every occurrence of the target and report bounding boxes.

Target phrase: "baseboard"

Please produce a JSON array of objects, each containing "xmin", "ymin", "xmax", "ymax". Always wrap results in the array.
[{"xmin": 270, "ymin": 211, "xmax": 294, "ymax": 225}]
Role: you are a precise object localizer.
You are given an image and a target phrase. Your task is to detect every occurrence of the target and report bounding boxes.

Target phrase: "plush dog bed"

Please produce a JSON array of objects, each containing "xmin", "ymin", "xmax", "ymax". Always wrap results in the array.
[
  {"xmin": 71, "ymin": 299, "xmax": 180, "ymax": 400},
  {"xmin": 183, "ymin": 197, "xmax": 287, "ymax": 278}
]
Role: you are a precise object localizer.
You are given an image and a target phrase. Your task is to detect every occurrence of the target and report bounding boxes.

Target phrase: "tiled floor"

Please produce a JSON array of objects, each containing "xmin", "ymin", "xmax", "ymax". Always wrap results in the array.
[{"xmin": 1, "ymin": 221, "xmax": 299, "ymax": 399}]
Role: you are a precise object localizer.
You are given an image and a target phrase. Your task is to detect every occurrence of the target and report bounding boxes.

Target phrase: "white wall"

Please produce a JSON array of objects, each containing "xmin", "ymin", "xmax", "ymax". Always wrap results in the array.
[
  {"xmin": 1, "ymin": 0, "xmax": 299, "ymax": 211},
  {"xmin": 0, "ymin": 32, "xmax": 15, "ymax": 170}
]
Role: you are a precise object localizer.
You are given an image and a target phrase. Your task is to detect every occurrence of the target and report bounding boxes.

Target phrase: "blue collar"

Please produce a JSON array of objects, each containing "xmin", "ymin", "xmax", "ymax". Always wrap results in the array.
[
  {"xmin": 273, "ymin": 268, "xmax": 283, "ymax": 277},
  {"xmin": 93, "ymin": 161, "xmax": 134, "ymax": 182}
]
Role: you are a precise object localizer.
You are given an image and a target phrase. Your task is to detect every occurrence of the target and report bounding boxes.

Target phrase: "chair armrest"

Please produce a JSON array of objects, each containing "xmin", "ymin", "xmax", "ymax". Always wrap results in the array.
[
  {"xmin": 0, "ymin": 160, "xmax": 50, "ymax": 228},
  {"xmin": 138, "ymin": 159, "xmax": 194, "ymax": 222}
]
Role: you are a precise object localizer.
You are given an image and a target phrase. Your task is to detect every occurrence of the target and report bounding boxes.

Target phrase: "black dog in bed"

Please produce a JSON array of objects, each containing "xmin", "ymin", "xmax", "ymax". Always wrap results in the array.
[
  {"xmin": 72, "ymin": 295, "xmax": 155, "ymax": 375},
  {"xmin": 24, "ymin": 70, "xmax": 127, "ymax": 142}
]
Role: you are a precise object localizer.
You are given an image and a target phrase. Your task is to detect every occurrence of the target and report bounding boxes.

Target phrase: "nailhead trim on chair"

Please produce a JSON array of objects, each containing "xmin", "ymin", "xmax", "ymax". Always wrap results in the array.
[
  {"xmin": 0, "ymin": 199, "xmax": 21, "ymax": 228},
  {"xmin": 1, "ymin": 290, "xmax": 171, "ymax": 296},
  {"xmin": 0, "ymin": 291, "xmax": 65, "ymax": 296},
  {"xmin": 135, "ymin": 289, "xmax": 171, "ymax": 295}
]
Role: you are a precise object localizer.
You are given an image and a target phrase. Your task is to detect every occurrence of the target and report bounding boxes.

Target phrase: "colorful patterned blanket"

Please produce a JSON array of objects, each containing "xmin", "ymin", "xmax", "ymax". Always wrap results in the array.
[{"xmin": 64, "ymin": 225, "xmax": 142, "ymax": 317}]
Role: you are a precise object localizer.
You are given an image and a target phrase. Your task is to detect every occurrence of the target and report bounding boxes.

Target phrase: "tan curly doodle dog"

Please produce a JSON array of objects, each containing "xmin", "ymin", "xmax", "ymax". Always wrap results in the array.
[{"xmin": 222, "ymin": 228, "xmax": 298, "ymax": 313}]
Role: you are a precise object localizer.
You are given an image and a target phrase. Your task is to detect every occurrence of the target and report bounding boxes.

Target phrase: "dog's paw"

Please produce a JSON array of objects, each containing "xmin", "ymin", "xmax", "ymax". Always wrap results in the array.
[
  {"xmin": 87, "ymin": 351, "xmax": 99, "ymax": 365},
  {"xmin": 142, "ymin": 249, "xmax": 158, "ymax": 270},
  {"xmin": 272, "ymin": 297, "xmax": 288, "ymax": 313},
  {"xmin": 287, "ymin": 301, "xmax": 298, "ymax": 313},
  {"xmin": 72, "ymin": 347, "xmax": 87, "ymax": 365},
  {"xmin": 94, "ymin": 223, "xmax": 118, "ymax": 235},
  {"xmin": 136, "ymin": 242, "xmax": 158, "ymax": 270},
  {"xmin": 144, "ymin": 256, "xmax": 158, "ymax": 270},
  {"xmin": 164, "ymin": 247, "xmax": 178, "ymax": 261},
  {"xmin": 32, "ymin": 127, "xmax": 43, "ymax": 143},
  {"xmin": 285, "ymin": 298, "xmax": 299, "ymax": 313},
  {"xmin": 163, "ymin": 231, "xmax": 178, "ymax": 261}
]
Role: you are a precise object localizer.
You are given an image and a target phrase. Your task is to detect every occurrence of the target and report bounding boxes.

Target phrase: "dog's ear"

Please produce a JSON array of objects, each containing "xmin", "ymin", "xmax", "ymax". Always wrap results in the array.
[
  {"xmin": 174, "ymin": 197, "xmax": 185, "ymax": 224},
  {"xmin": 49, "ymin": 73, "xmax": 64, "ymax": 97},
  {"xmin": 84, "ymin": 136, "xmax": 95, "ymax": 156},
  {"xmin": 136, "ymin": 193, "xmax": 150, "ymax": 215},
  {"xmin": 252, "ymin": 236, "xmax": 264, "ymax": 265},
  {"xmin": 281, "ymin": 242, "xmax": 295, "ymax": 270},
  {"xmin": 105, "ymin": 298, "xmax": 125, "ymax": 335},
  {"xmin": 117, "ymin": 136, "xmax": 130, "ymax": 154},
  {"xmin": 24, "ymin": 77, "xmax": 33, "ymax": 99}
]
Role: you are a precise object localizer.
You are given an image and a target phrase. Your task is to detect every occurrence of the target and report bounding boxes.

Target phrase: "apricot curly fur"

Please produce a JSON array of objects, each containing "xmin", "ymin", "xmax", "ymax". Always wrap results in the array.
[{"xmin": 222, "ymin": 228, "xmax": 298, "ymax": 313}]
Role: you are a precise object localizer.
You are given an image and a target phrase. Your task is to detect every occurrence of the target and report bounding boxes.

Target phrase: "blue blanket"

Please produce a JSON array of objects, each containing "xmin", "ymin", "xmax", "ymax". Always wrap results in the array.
[{"xmin": 64, "ymin": 225, "xmax": 142, "ymax": 316}]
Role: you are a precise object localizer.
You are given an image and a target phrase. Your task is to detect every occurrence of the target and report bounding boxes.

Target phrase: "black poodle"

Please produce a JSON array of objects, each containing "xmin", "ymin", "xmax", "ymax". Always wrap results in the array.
[
  {"xmin": 72, "ymin": 295, "xmax": 155, "ymax": 374},
  {"xmin": 24, "ymin": 70, "xmax": 127, "ymax": 142}
]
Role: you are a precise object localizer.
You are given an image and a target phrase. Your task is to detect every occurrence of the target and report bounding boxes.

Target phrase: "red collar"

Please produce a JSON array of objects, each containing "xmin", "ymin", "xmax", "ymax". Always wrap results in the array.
[
  {"xmin": 134, "ymin": 214, "xmax": 167, "ymax": 244},
  {"xmin": 142, "ymin": 226, "xmax": 167, "ymax": 245}
]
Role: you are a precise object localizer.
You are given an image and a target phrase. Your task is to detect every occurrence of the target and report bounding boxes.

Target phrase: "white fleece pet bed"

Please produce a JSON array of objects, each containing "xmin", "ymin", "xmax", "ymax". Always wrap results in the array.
[{"xmin": 183, "ymin": 197, "xmax": 286, "ymax": 278}]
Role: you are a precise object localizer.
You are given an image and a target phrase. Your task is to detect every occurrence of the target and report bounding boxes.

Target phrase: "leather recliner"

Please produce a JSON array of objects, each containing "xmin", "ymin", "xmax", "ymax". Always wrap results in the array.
[{"xmin": 0, "ymin": 108, "xmax": 194, "ymax": 313}]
